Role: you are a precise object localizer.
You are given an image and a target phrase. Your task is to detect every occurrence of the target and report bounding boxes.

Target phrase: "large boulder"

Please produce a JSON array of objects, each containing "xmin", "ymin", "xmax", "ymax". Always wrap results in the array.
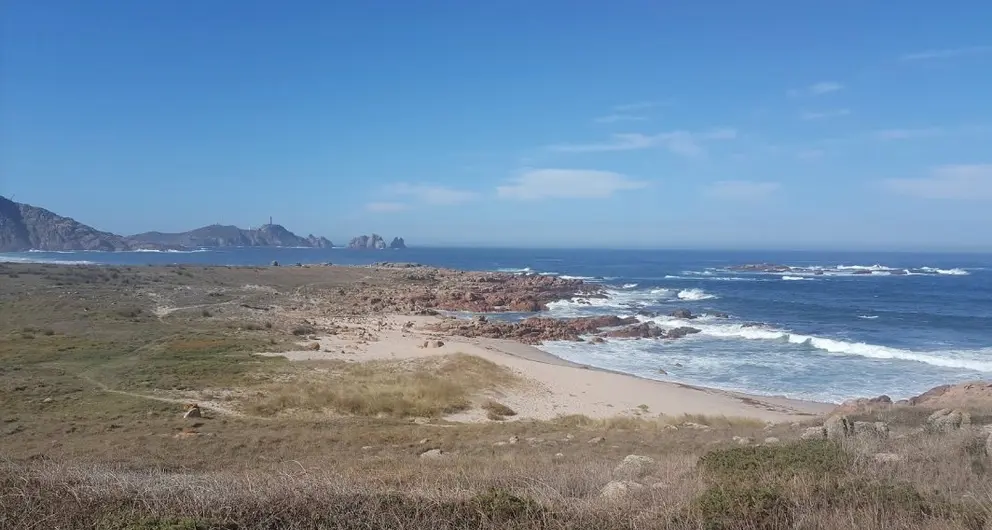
[
  {"xmin": 613, "ymin": 455, "xmax": 655, "ymax": 479},
  {"xmin": 801, "ymin": 426, "xmax": 826, "ymax": 440},
  {"xmin": 834, "ymin": 395, "xmax": 893, "ymax": 415},
  {"xmin": 666, "ymin": 326, "xmax": 702, "ymax": 340},
  {"xmin": 669, "ymin": 309, "xmax": 694, "ymax": 319},
  {"xmin": 604, "ymin": 323, "xmax": 666, "ymax": 339},
  {"xmin": 853, "ymin": 421, "xmax": 890, "ymax": 439},
  {"xmin": 926, "ymin": 409, "xmax": 972, "ymax": 432},
  {"xmin": 824, "ymin": 415, "xmax": 853, "ymax": 441}
]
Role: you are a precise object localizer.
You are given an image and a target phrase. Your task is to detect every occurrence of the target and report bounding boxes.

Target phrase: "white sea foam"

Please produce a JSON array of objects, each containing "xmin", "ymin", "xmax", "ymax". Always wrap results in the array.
[
  {"xmin": 0, "ymin": 256, "xmax": 97, "ymax": 265},
  {"xmin": 560, "ymin": 275, "xmax": 595, "ymax": 281},
  {"xmin": 676, "ymin": 288, "xmax": 717, "ymax": 301},
  {"xmin": 638, "ymin": 315, "xmax": 992, "ymax": 372},
  {"xmin": 621, "ymin": 283, "xmax": 639, "ymax": 289},
  {"xmin": 496, "ymin": 267, "xmax": 533, "ymax": 273},
  {"xmin": 920, "ymin": 267, "xmax": 969, "ymax": 276},
  {"xmin": 129, "ymin": 248, "xmax": 210, "ymax": 253},
  {"xmin": 858, "ymin": 315, "xmax": 880, "ymax": 320},
  {"xmin": 781, "ymin": 275, "xmax": 813, "ymax": 281}
]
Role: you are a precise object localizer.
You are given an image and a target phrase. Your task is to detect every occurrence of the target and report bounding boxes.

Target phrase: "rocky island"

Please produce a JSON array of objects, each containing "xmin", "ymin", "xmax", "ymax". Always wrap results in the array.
[{"xmin": 348, "ymin": 234, "xmax": 407, "ymax": 249}]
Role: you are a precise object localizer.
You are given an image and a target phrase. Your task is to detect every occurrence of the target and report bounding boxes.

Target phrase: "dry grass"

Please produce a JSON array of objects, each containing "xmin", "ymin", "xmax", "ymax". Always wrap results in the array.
[
  {"xmin": 247, "ymin": 354, "xmax": 521, "ymax": 418},
  {"xmin": 3, "ymin": 263, "xmax": 992, "ymax": 529}
]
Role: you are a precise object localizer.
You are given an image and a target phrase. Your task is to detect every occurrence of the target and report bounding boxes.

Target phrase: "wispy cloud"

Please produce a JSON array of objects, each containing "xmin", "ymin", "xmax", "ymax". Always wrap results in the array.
[
  {"xmin": 548, "ymin": 128, "xmax": 737, "ymax": 157},
  {"xmin": 594, "ymin": 114, "xmax": 648, "ymax": 124},
  {"xmin": 900, "ymin": 46, "xmax": 992, "ymax": 62},
  {"xmin": 788, "ymin": 81, "xmax": 844, "ymax": 98},
  {"xmin": 882, "ymin": 164, "xmax": 992, "ymax": 200},
  {"xmin": 800, "ymin": 109, "xmax": 851, "ymax": 120},
  {"xmin": 365, "ymin": 201, "xmax": 408, "ymax": 213},
  {"xmin": 704, "ymin": 180, "xmax": 781, "ymax": 200},
  {"xmin": 384, "ymin": 183, "xmax": 479, "ymax": 205},
  {"xmin": 870, "ymin": 127, "xmax": 945, "ymax": 140},
  {"xmin": 497, "ymin": 169, "xmax": 648, "ymax": 200}
]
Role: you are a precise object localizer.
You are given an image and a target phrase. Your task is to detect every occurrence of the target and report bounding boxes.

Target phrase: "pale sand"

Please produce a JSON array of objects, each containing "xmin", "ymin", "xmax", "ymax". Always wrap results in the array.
[{"xmin": 273, "ymin": 315, "xmax": 834, "ymax": 423}]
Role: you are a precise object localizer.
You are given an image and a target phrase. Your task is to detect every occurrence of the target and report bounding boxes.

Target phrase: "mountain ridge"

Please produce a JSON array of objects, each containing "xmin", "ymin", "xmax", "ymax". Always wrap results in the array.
[{"xmin": 0, "ymin": 197, "xmax": 335, "ymax": 252}]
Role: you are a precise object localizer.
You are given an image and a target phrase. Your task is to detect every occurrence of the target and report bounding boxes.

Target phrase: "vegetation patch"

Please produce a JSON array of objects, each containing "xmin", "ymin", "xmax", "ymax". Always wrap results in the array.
[{"xmin": 249, "ymin": 354, "xmax": 519, "ymax": 419}]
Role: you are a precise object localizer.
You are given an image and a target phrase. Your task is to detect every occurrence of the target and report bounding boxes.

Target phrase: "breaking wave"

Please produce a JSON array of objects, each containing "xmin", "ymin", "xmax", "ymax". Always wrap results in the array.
[
  {"xmin": 638, "ymin": 315, "xmax": 992, "ymax": 372},
  {"xmin": 676, "ymin": 288, "xmax": 717, "ymax": 301}
]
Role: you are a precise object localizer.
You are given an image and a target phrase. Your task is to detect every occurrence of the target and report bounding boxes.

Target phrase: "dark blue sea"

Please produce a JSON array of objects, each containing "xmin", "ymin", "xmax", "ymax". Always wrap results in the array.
[{"xmin": 5, "ymin": 247, "xmax": 991, "ymax": 403}]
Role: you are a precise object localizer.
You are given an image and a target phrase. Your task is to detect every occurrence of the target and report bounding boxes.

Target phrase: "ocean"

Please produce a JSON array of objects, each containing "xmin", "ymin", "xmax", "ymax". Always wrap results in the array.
[{"xmin": 4, "ymin": 247, "xmax": 991, "ymax": 404}]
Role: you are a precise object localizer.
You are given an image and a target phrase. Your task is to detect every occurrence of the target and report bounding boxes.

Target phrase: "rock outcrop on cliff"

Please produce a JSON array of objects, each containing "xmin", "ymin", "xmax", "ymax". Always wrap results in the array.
[
  {"xmin": 129, "ymin": 224, "xmax": 333, "ymax": 249},
  {"xmin": 0, "ymin": 196, "xmax": 131, "ymax": 251}
]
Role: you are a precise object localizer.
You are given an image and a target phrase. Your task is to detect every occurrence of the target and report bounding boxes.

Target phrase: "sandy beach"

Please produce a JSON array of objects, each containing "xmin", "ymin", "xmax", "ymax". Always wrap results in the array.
[{"xmin": 271, "ymin": 314, "xmax": 833, "ymax": 423}]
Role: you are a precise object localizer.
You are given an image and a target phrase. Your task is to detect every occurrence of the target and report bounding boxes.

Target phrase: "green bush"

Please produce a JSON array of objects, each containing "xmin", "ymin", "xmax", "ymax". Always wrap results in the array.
[{"xmin": 698, "ymin": 440, "xmax": 848, "ymax": 484}]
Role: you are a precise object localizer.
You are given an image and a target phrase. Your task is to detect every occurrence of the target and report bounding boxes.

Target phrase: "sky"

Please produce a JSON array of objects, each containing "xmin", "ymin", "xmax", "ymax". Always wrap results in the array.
[{"xmin": 2, "ymin": 1, "xmax": 992, "ymax": 250}]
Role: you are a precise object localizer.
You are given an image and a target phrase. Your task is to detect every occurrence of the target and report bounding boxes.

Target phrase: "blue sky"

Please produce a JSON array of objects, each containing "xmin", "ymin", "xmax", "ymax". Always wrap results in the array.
[{"xmin": 2, "ymin": 1, "xmax": 991, "ymax": 250}]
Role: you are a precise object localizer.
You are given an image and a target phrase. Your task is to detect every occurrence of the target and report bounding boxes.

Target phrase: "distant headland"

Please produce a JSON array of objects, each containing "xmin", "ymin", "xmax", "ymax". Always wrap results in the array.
[{"xmin": 0, "ymin": 196, "xmax": 405, "ymax": 252}]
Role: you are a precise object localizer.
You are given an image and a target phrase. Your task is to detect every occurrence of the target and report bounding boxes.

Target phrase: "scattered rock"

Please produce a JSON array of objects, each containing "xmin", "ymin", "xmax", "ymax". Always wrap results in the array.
[
  {"xmin": 361, "ymin": 446, "xmax": 373, "ymax": 450},
  {"xmin": 418, "ymin": 438, "xmax": 429, "ymax": 445},
  {"xmin": 614, "ymin": 455, "xmax": 655, "ymax": 479},
  {"xmin": 183, "ymin": 404, "xmax": 202, "ymax": 419},
  {"xmin": 509, "ymin": 436, "xmax": 519, "ymax": 445},
  {"xmin": 732, "ymin": 436, "xmax": 754, "ymax": 446},
  {"xmin": 590, "ymin": 337, "xmax": 606, "ymax": 344},
  {"xmin": 657, "ymin": 368, "xmax": 668, "ymax": 375},
  {"xmin": 41, "ymin": 397, "xmax": 53, "ymax": 403},
  {"xmin": 669, "ymin": 309, "xmax": 694, "ymax": 319},
  {"xmin": 600, "ymin": 480, "xmax": 645, "ymax": 501},
  {"xmin": 555, "ymin": 452, "xmax": 564, "ymax": 458},
  {"xmin": 587, "ymin": 436, "xmax": 605, "ymax": 445},
  {"xmin": 307, "ymin": 342, "xmax": 321, "ymax": 351},
  {"xmin": 763, "ymin": 437, "xmax": 780, "ymax": 444},
  {"xmin": 873, "ymin": 453, "xmax": 903, "ymax": 463},
  {"xmin": 927, "ymin": 409, "xmax": 972, "ymax": 432},
  {"xmin": 681, "ymin": 422, "xmax": 710, "ymax": 431},
  {"xmin": 801, "ymin": 426, "xmax": 827, "ymax": 440},
  {"xmin": 419, "ymin": 449, "xmax": 445, "ymax": 459}
]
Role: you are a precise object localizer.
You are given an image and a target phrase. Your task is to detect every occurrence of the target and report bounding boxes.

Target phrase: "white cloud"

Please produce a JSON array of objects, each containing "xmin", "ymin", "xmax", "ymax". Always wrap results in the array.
[
  {"xmin": 704, "ymin": 180, "xmax": 781, "ymax": 200},
  {"xmin": 882, "ymin": 164, "xmax": 992, "ymax": 200},
  {"xmin": 788, "ymin": 81, "xmax": 844, "ymax": 97},
  {"xmin": 365, "ymin": 202, "xmax": 408, "ymax": 212},
  {"xmin": 384, "ymin": 183, "xmax": 479, "ymax": 205},
  {"xmin": 594, "ymin": 114, "xmax": 648, "ymax": 124},
  {"xmin": 800, "ymin": 109, "xmax": 851, "ymax": 120},
  {"xmin": 548, "ymin": 128, "xmax": 737, "ymax": 157},
  {"xmin": 497, "ymin": 169, "xmax": 648, "ymax": 200},
  {"xmin": 871, "ymin": 127, "xmax": 945, "ymax": 140},
  {"xmin": 900, "ymin": 46, "xmax": 992, "ymax": 62}
]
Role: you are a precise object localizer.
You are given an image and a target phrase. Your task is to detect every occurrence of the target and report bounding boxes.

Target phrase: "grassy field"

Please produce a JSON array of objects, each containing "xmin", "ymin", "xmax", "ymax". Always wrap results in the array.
[{"xmin": 1, "ymin": 262, "xmax": 991, "ymax": 529}]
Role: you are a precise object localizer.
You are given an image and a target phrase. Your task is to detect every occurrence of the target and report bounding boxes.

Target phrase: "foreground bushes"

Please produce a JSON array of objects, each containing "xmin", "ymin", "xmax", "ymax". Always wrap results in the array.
[{"xmin": 4, "ymin": 439, "xmax": 990, "ymax": 530}]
